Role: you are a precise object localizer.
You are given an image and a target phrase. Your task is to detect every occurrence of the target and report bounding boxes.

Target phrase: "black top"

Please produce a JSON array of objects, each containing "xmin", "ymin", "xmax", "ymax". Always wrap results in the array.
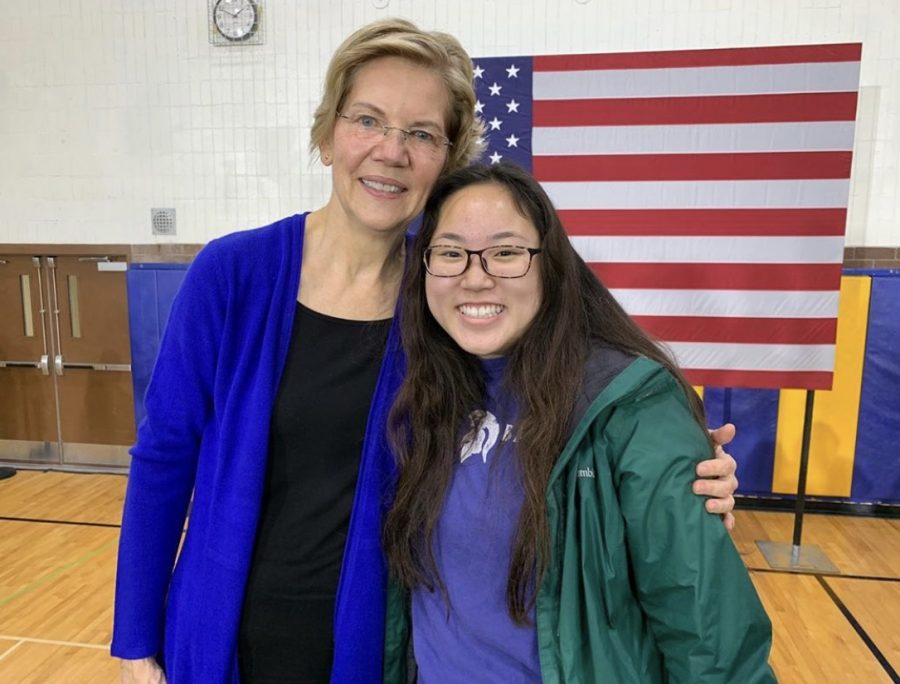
[{"xmin": 239, "ymin": 303, "xmax": 391, "ymax": 684}]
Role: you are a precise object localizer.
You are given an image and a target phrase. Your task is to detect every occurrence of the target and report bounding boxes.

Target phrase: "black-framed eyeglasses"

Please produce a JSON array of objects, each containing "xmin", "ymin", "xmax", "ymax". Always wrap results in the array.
[
  {"xmin": 424, "ymin": 244, "xmax": 542, "ymax": 279},
  {"xmin": 337, "ymin": 112, "xmax": 452, "ymax": 157}
]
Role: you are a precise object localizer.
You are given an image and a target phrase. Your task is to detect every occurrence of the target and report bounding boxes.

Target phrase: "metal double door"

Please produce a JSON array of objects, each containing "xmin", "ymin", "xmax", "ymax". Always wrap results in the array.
[{"xmin": 0, "ymin": 254, "xmax": 135, "ymax": 469}]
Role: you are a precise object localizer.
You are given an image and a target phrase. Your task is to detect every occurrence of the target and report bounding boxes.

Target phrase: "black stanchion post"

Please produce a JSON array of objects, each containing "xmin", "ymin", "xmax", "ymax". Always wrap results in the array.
[
  {"xmin": 790, "ymin": 390, "xmax": 815, "ymax": 561},
  {"xmin": 756, "ymin": 389, "xmax": 839, "ymax": 573}
]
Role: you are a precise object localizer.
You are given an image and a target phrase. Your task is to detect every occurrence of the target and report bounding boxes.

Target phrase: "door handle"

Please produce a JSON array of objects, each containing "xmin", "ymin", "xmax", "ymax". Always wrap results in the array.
[
  {"xmin": 89, "ymin": 363, "xmax": 131, "ymax": 372},
  {"xmin": 54, "ymin": 354, "xmax": 64, "ymax": 376},
  {"xmin": 0, "ymin": 360, "xmax": 40, "ymax": 369},
  {"xmin": 39, "ymin": 354, "xmax": 49, "ymax": 375},
  {"xmin": 52, "ymin": 361, "xmax": 132, "ymax": 372}
]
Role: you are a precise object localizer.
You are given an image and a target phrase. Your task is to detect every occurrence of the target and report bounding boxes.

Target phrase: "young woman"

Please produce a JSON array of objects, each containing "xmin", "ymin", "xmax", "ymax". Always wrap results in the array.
[
  {"xmin": 384, "ymin": 163, "xmax": 776, "ymax": 683},
  {"xmin": 113, "ymin": 19, "xmax": 740, "ymax": 684}
]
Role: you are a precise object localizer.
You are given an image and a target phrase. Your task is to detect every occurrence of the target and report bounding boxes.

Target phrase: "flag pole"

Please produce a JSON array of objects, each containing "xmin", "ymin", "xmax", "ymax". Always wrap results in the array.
[{"xmin": 756, "ymin": 389, "xmax": 839, "ymax": 573}]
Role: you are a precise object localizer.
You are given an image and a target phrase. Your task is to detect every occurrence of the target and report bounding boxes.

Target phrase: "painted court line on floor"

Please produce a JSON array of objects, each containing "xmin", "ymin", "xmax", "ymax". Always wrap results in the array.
[
  {"xmin": 817, "ymin": 575, "xmax": 899, "ymax": 682},
  {"xmin": 0, "ymin": 640, "xmax": 24, "ymax": 663},
  {"xmin": 0, "ymin": 538, "xmax": 118, "ymax": 609},
  {"xmin": 749, "ymin": 567, "xmax": 900, "ymax": 583},
  {"xmin": 0, "ymin": 515, "xmax": 121, "ymax": 529},
  {"xmin": 0, "ymin": 636, "xmax": 108, "ymax": 651}
]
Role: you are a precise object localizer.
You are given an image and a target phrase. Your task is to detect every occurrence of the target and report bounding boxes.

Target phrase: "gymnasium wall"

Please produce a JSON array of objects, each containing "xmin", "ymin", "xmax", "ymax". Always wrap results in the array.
[
  {"xmin": 703, "ymin": 273, "xmax": 900, "ymax": 505},
  {"xmin": 5, "ymin": 1, "xmax": 898, "ymax": 503},
  {"xmin": 127, "ymin": 266, "xmax": 900, "ymax": 505},
  {"xmin": 1, "ymin": 1, "xmax": 899, "ymax": 248}
]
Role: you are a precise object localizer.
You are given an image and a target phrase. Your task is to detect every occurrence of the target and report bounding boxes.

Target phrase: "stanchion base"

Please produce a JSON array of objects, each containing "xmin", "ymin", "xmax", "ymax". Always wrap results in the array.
[{"xmin": 756, "ymin": 541, "xmax": 840, "ymax": 574}]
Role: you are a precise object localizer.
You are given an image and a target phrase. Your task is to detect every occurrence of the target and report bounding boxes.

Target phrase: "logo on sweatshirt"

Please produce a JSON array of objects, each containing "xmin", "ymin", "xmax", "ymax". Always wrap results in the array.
[
  {"xmin": 459, "ymin": 410, "xmax": 514, "ymax": 464},
  {"xmin": 577, "ymin": 467, "xmax": 595, "ymax": 479}
]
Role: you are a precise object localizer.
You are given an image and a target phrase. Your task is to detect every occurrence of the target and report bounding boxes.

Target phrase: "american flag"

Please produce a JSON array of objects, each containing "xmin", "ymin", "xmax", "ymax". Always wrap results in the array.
[{"xmin": 473, "ymin": 43, "xmax": 861, "ymax": 390}]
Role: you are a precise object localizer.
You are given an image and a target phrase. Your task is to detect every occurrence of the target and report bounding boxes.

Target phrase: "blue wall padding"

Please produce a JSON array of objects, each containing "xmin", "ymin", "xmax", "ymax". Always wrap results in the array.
[
  {"xmin": 852, "ymin": 275, "xmax": 900, "ymax": 503},
  {"xmin": 127, "ymin": 264, "xmax": 189, "ymax": 426},
  {"xmin": 704, "ymin": 388, "xmax": 779, "ymax": 496}
]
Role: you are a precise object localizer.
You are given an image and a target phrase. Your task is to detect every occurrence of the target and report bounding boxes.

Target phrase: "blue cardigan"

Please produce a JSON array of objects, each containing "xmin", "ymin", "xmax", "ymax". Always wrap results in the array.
[{"xmin": 112, "ymin": 214, "xmax": 405, "ymax": 683}]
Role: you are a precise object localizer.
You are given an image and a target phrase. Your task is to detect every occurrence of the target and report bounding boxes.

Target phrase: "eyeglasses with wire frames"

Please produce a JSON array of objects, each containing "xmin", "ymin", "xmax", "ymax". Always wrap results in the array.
[
  {"xmin": 423, "ymin": 244, "xmax": 542, "ymax": 279},
  {"xmin": 337, "ymin": 112, "xmax": 452, "ymax": 157}
]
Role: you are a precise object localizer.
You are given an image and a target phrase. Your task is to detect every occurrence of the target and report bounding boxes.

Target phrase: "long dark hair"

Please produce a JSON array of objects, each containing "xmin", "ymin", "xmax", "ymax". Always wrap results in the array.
[{"xmin": 383, "ymin": 163, "xmax": 710, "ymax": 624}]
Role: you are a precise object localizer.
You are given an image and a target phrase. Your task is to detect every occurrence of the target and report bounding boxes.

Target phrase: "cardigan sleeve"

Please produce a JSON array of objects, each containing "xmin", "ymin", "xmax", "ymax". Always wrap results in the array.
[
  {"xmin": 605, "ymin": 371, "xmax": 777, "ymax": 684},
  {"xmin": 111, "ymin": 243, "xmax": 227, "ymax": 659}
]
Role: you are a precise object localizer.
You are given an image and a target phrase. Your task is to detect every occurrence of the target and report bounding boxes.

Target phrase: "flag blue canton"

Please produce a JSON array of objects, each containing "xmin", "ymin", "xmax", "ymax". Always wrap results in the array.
[{"xmin": 473, "ymin": 57, "xmax": 534, "ymax": 171}]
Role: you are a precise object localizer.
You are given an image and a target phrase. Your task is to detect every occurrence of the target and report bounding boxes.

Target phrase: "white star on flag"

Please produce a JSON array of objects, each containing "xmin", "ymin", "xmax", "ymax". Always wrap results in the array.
[
  {"xmin": 506, "ymin": 64, "xmax": 520, "ymax": 78},
  {"xmin": 489, "ymin": 151, "xmax": 503, "ymax": 164},
  {"xmin": 488, "ymin": 82, "xmax": 502, "ymax": 96},
  {"xmin": 506, "ymin": 99, "xmax": 520, "ymax": 113},
  {"xmin": 474, "ymin": 100, "xmax": 485, "ymax": 114},
  {"xmin": 506, "ymin": 134, "xmax": 519, "ymax": 148},
  {"xmin": 488, "ymin": 117, "xmax": 502, "ymax": 130},
  {"xmin": 473, "ymin": 65, "xmax": 484, "ymax": 79}
]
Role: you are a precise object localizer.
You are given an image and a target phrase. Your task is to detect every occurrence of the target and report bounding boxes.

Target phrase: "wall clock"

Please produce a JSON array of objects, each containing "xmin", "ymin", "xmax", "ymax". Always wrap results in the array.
[{"xmin": 209, "ymin": 0, "xmax": 263, "ymax": 46}]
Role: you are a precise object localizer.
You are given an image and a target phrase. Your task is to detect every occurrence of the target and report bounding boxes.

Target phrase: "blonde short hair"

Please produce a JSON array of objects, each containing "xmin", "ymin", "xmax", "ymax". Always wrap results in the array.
[{"xmin": 310, "ymin": 19, "xmax": 484, "ymax": 173}]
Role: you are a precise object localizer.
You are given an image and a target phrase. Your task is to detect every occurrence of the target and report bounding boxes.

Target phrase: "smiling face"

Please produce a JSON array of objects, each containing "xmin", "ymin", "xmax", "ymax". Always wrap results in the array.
[
  {"xmin": 321, "ymin": 56, "xmax": 450, "ymax": 238},
  {"xmin": 425, "ymin": 183, "xmax": 543, "ymax": 359}
]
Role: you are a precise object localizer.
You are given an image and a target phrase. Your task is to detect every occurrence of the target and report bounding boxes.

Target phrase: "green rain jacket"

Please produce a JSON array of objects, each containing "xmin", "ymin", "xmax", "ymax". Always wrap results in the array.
[{"xmin": 384, "ymin": 349, "xmax": 777, "ymax": 683}]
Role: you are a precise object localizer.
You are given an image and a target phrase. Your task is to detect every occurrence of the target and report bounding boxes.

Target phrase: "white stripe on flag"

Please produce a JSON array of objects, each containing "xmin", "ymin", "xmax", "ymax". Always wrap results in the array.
[
  {"xmin": 666, "ymin": 342, "xmax": 836, "ymax": 372},
  {"xmin": 610, "ymin": 289, "xmax": 840, "ymax": 318},
  {"xmin": 533, "ymin": 61, "xmax": 861, "ymax": 100},
  {"xmin": 543, "ymin": 179, "xmax": 850, "ymax": 210},
  {"xmin": 532, "ymin": 122, "xmax": 856, "ymax": 155},
  {"xmin": 570, "ymin": 235, "xmax": 846, "ymax": 264}
]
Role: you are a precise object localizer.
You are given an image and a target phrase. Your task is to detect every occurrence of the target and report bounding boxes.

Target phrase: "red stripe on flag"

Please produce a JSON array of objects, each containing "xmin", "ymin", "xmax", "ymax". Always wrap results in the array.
[
  {"xmin": 535, "ymin": 152, "xmax": 852, "ymax": 181},
  {"xmin": 683, "ymin": 368, "xmax": 834, "ymax": 390},
  {"xmin": 558, "ymin": 209, "xmax": 848, "ymax": 236},
  {"xmin": 534, "ymin": 44, "xmax": 861, "ymax": 71},
  {"xmin": 631, "ymin": 315, "xmax": 837, "ymax": 344},
  {"xmin": 533, "ymin": 93, "xmax": 858, "ymax": 126},
  {"xmin": 591, "ymin": 263, "xmax": 843, "ymax": 291}
]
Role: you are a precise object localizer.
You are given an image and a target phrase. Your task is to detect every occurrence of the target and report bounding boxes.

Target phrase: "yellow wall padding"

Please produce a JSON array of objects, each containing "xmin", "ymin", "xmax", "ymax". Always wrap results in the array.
[{"xmin": 772, "ymin": 276, "xmax": 871, "ymax": 497}]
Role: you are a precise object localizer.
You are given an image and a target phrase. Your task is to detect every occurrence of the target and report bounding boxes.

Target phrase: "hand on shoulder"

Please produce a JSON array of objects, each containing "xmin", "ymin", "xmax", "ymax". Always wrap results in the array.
[{"xmin": 694, "ymin": 423, "xmax": 739, "ymax": 530}]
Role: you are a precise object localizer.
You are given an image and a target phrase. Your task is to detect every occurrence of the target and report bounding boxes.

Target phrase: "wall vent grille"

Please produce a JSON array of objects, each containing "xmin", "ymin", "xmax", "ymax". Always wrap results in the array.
[{"xmin": 151, "ymin": 208, "xmax": 176, "ymax": 236}]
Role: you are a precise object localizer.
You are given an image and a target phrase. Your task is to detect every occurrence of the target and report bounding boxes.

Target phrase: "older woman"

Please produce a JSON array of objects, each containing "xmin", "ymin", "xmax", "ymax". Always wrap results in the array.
[{"xmin": 112, "ymin": 19, "xmax": 739, "ymax": 684}]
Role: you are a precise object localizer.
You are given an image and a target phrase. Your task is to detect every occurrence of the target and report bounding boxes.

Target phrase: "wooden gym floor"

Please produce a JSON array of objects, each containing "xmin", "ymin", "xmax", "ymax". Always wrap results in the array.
[{"xmin": 0, "ymin": 471, "xmax": 898, "ymax": 683}]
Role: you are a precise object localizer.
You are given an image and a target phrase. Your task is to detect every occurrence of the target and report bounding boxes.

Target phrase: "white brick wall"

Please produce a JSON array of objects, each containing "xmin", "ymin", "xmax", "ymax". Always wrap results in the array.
[{"xmin": 0, "ymin": 0, "xmax": 897, "ymax": 246}]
